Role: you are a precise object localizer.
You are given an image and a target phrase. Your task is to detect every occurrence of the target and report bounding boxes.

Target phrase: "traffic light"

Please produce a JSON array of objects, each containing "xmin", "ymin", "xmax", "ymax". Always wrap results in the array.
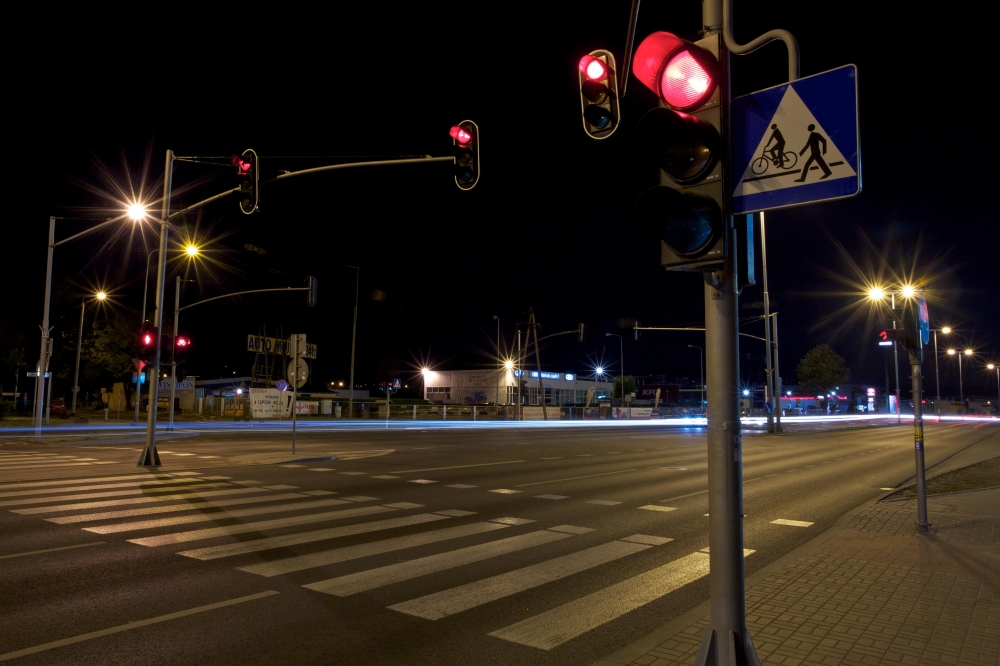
[
  {"xmin": 233, "ymin": 149, "xmax": 259, "ymax": 214},
  {"xmin": 174, "ymin": 336, "xmax": 191, "ymax": 381},
  {"xmin": 450, "ymin": 121, "xmax": 480, "ymax": 191},
  {"xmin": 631, "ymin": 32, "xmax": 728, "ymax": 271},
  {"xmin": 306, "ymin": 275, "xmax": 318, "ymax": 307},
  {"xmin": 578, "ymin": 323, "xmax": 587, "ymax": 342},
  {"xmin": 139, "ymin": 321, "xmax": 157, "ymax": 364},
  {"xmin": 578, "ymin": 50, "xmax": 621, "ymax": 139}
]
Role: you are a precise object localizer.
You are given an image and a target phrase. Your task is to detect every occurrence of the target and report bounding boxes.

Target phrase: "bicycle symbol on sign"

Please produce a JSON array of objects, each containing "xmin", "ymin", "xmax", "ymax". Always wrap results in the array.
[{"xmin": 751, "ymin": 123, "xmax": 798, "ymax": 175}]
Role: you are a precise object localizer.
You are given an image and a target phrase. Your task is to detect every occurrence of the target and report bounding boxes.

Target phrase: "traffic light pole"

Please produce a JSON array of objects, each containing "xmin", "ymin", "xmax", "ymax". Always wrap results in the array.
[
  {"xmin": 138, "ymin": 150, "xmax": 173, "ymax": 468},
  {"xmin": 168, "ymin": 275, "xmax": 181, "ymax": 430},
  {"xmin": 910, "ymin": 350, "xmax": 929, "ymax": 530},
  {"xmin": 760, "ymin": 211, "xmax": 776, "ymax": 433}
]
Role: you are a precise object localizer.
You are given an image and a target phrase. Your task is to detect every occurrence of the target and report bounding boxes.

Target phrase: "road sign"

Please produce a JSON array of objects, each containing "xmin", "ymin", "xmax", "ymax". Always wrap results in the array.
[
  {"xmin": 276, "ymin": 379, "xmax": 289, "ymax": 392},
  {"xmin": 917, "ymin": 294, "xmax": 930, "ymax": 345},
  {"xmin": 287, "ymin": 358, "xmax": 308, "ymax": 389},
  {"xmin": 392, "ymin": 379, "xmax": 401, "ymax": 389},
  {"xmin": 731, "ymin": 65, "xmax": 860, "ymax": 214}
]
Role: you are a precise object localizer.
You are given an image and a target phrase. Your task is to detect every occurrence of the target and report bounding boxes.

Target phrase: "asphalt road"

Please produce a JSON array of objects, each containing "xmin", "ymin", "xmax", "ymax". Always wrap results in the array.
[{"xmin": 1, "ymin": 420, "xmax": 997, "ymax": 665}]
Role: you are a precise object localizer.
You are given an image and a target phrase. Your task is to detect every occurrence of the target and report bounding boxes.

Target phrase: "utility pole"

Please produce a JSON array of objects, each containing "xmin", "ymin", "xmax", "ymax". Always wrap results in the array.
[
  {"xmin": 761, "ymin": 211, "xmax": 775, "ymax": 432},
  {"xmin": 347, "ymin": 265, "xmax": 359, "ymax": 420}
]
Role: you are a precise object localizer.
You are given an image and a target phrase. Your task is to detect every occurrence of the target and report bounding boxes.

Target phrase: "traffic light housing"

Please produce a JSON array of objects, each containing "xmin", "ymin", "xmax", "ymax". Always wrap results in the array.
[
  {"xmin": 451, "ymin": 121, "xmax": 480, "ymax": 191},
  {"xmin": 306, "ymin": 275, "xmax": 318, "ymax": 307},
  {"xmin": 233, "ymin": 148, "xmax": 259, "ymax": 214},
  {"xmin": 578, "ymin": 323, "xmax": 587, "ymax": 342},
  {"xmin": 174, "ymin": 336, "xmax": 191, "ymax": 381},
  {"xmin": 578, "ymin": 50, "xmax": 621, "ymax": 140},
  {"xmin": 632, "ymin": 32, "xmax": 728, "ymax": 271},
  {"xmin": 139, "ymin": 321, "xmax": 157, "ymax": 364}
]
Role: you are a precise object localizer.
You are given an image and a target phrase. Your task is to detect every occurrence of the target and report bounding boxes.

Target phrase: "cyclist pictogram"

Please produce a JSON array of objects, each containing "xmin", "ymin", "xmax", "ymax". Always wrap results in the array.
[{"xmin": 751, "ymin": 123, "xmax": 797, "ymax": 175}]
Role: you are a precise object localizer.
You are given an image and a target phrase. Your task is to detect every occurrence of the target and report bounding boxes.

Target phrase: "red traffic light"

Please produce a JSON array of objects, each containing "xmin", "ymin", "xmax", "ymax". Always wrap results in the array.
[
  {"xmin": 449, "ymin": 125, "xmax": 473, "ymax": 146},
  {"xmin": 142, "ymin": 333, "xmax": 154, "ymax": 346},
  {"xmin": 175, "ymin": 337, "xmax": 190, "ymax": 348},
  {"xmin": 632, "ymin": 32, "xmax": 718, "ymax": 111},
  {"xmin": 879, "ymin": 331, "xmax": 888, "ymax": 340},
  {"xmin": 578, "ymin": 54, "xmax": 607, "ymax": 82},
  {"xmin": 231, "ymin": 154, "xmax": 252, "ymax": 175}
]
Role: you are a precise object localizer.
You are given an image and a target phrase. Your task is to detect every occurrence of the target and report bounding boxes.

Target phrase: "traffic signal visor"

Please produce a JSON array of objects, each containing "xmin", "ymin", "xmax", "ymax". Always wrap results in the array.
[
  {"xmin": 578, "ymin": 50, "xmax": 620, "ymax": 139},
  {"xmin": 632, "ymin": 32, "xmax": 718, "ymax": 111},
  {"xmin": 451, "ymin": 121, "xmax": 480, "ymax": 191}
]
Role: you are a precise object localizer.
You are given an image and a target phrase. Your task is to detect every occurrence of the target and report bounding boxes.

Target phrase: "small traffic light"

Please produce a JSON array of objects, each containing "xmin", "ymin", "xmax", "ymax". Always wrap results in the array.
[
  {"xmin": 233, "ymin": 149, "xmax": 259, "ymax": 214},
  {"xmin": 450, "ymin": 121, "xmax": 480, "ymax": 191},
  {"xmin": 174, "ymin": 336, "xmax": 191, "ymax": 381},
  {"xmin": 578, "ymin": 323, "xmax": 587, "ymax": 343},
  {"xmin": 631, "ymin": 32, "xmax": 727, "ymax": 271},
  {"xmin": 578, "ymin": 50, "xmax": 620, "ymax": 140},
  {"xmin": 139, "ymin": 321, "xmax": 157, "ymax": 363},
  {"xmin": 306, "ymin": 275, "xmax": 318, "ymax": 307}
]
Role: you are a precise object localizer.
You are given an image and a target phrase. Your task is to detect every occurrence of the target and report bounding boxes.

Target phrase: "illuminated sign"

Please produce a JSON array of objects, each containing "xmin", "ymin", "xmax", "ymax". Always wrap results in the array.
[
  {"xmin": 529, "ymin": 371, "xmax": 562, "ymax": 380},
  {"xmin": 878, "ymin": 341, "xmax": 892, "ymax": 347},
  {"xmin": 565, "ymin": 374, "xmax": 575, "ymax": 381},
  {"xmin": 867, "ymin": 388, "xmax": 876, "ymax": 396}
]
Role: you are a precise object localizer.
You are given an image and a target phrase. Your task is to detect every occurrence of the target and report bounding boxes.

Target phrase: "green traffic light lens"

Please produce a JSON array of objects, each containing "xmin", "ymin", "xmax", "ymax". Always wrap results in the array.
[
  {"xmin": 583, "ymin": 104, "xmax": 613, "ymax": 129},
  {"xmin": 634, "ymin": 186, "xmax": 720, "ymax": 256}
]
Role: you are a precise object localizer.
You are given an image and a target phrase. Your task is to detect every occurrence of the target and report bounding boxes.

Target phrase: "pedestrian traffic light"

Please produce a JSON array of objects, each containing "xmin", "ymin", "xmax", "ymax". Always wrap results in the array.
[
  {"xmin": 306, "ymin": 275, "xmax": 318, "ymax": 307},
  {"xmin": 578, "ymin": 50, "xmax": 621, "ymax": 140},
  {"xmin": 631, "ymin": 32, "xmax": 728, "ymax": 271},
  {"xmin": 139, "ymin": 321, "xmax": 157, "ymax": 363},
  {"xmin": 233, "ymin": 149, "xmax": 259, "ymax": 214},
  {"xmin": 174, "ymin": 336, "xmax": 191, "ymax": 380},
  {"xmin": 451, "ymin": 121, "xmax": 480, "ymax": 191}
]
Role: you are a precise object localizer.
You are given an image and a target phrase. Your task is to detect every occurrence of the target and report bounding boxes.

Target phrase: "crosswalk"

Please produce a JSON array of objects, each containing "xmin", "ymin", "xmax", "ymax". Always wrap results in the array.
[
  {"xmin": 0, "ymin": 450, "xmax": 118, "ymax": 471},
  {"xmin": 3, "ymin": 468, "xmax": 760, "ymax": 652}
]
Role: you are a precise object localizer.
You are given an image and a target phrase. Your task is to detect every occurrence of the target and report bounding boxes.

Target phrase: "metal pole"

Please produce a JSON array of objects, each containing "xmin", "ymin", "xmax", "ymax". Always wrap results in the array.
[
  {"xmin": 517, "ymin": 329, "xmax": 522, "ymax": 420},
  {"xmin": 933, "ymin": 330, "xmax": 940, "ymax": 412},
  {"xmin": 773, "ymin": 312, "xmax": 783, "ymax": 432},
  {"xmin": 892, "ymin": 294, "xmax": 900, "ymax": 423},
  {"xmin": 694, "ymin": 4, "xmax": 758, "ymax": 659},
  {"xmin": 494, "ymin": 315, "xmax": 500, "ymax": 414},
  {"xmin": 137, "ymin": 249, "xmax": 156, "ymax": 425},
  {"xmin": 35, "ymin": 217, "xmax": 56, "ymax": 440},
  {"xmin": 139, "ymin": 150, "xmax": 173, "ymax": 468},
  {"xmin": 760, "ymin": 211, "xmax": 775, "ymax": 433},
  {"xmin": 531, "ymin": 313, "xmax": 548, "ymax": 421},
  {"xmin": 168, "ymin": 275, "xmax": 180, "ymax": 430},
  {"xmin": 958, "ymin": 354, "xmax": 964, "ymax": 407},
  {"xmin": 910, "ymin": 350, "xmax": 929, "ymax": 530},
  {"xmin": 72, "ymin": 298, "xmax": 85, "ymax": 416},
  {"xmin": 347, "ymin": 265, "xmax": 359, "ymax": 420}
]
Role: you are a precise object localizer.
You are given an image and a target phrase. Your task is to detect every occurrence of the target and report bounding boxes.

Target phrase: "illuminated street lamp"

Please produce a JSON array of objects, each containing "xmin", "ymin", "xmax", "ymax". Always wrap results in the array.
[
  {"xmin": 866, "ymin": 283, "xmax": 920, "ymax": 420},
  {"xmin": 71, "ymin": 290, "xmax": 108, "ymax": 415},
  {"xmin": 930, "ymin": 326, "xmax": 952, "ymax": 411},
  {"xmin": 946, "ymin": 348, "xmax": 974, "ymax": 409},
  {"xmin": 987, "ymin": 363, "xmax": 999, "ymax": 413}
]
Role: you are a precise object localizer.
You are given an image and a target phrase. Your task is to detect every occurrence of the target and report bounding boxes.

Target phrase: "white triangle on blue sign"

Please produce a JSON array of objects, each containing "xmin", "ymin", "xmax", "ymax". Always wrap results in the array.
[{"xmin": 733, "ymin": 86, "xmax": 856, "ymax": 198}]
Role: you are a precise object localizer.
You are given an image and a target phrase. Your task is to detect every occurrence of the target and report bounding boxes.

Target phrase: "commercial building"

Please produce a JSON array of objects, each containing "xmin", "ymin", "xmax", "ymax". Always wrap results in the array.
[{"xmin": 421, "ymin": 368, "xmax": 614, "ymax": 406}]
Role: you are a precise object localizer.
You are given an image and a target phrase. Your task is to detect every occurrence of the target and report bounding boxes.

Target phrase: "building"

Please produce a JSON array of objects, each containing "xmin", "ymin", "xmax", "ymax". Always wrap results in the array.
[{"xmin": 421, "ymin": 368, "xmax": 614, "ymax": 406}]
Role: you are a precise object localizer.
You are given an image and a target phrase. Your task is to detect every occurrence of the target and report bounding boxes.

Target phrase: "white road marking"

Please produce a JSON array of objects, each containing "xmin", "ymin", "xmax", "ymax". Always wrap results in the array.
[
  {"xmin": 178, "ymin": 513, "xmax": 452, "ymax": 561},
  {"xmin": 83, "ymin": 497, "xmax": 355, "ymax": 534},
  {"xmin": 239, "ymin": 521, "xmax": 508, "ymax": 577},
  {"xmin": 0, "ymin": 476, "xmax": 231, "ymax": 500},
  {"xmin": 586, "ymin": 500, "xmax": 622, "ymax": 506},
  {"xmin": 880, "ymin": 487, "xmax": 895, "ymax": 491},
  {"xmin": 279, "ymin": 464, "xmax": 304, "ymax": 468},
  {"xmin": 0, "ymin": 462, "xmax": 92, "ymax": 471},
  {"xmin": 389, "ymin": 540, "xmax": 648, "ymax": 620},
  {"xmin": 128, "ymin": 505, "xmax": 397, "ymax": 547},
  {"xmin": 621, "ymin": 535, "xmax": 673, "ymax": 545},
  {"xmin": 639, "ymin": 505, "xmax": 678, "ymax": 513},
  {"xmin": 11, "ymin": 487, "xmax": 269, "ymax": 515},
  {"xmin": 771, "ymin": 519, "xmax": 814, "ymax": 527},
  {"xmin": 514, "ymin": 469, "xmax": 639, "ymax": 488},
  {"xmin": 409, "ymin": 479, "xmax": 438, "ymax": 484},
  {"xmin": 534, "ymin": 495, "xmax": 568, "ymax": 500},
  {"xmin": 44, "ymin": 493, "xmax": 307, "ymax": 524},
  {"xmin": 489, "ymin": 489, "xmax": 521, "ymax": 494},
  {"xmin": 489, "ymin": 517, "xmax": 535, "ymax": 525},
  {"xmin": 305, "ymin": 529, "xmax": 574, "ymax": 597},
  {"xmin": 0, "ymin": 591, "xmax": 278, "ymax": 662},
  {"xmin": 0, "ymin": 541, "xmax": 106, "ymax": 560},
  {"xmin": 660, "ymin": 489, "xmax": 708, "ymax": 502},
  {"xmin": 489, "ymin": 549, "xmax": 753, "ymax": 650},
  {"xmin": 396, "ymin": 461, "xmax": 525, "ymax": 474}
]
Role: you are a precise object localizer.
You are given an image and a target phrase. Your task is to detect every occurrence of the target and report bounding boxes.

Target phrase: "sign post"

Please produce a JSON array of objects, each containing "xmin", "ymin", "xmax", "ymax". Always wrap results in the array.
[{"xmin": 288, "ymin": 334, "xmax": 307, "ymax": 455}]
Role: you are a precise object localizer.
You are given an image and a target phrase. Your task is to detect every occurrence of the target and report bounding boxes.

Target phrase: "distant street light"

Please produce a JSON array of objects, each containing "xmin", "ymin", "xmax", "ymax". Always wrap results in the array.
[
  {"xmin": 71, "ymin": 290, "xmax": 109, "ymax": 415},
  {"xmin": 947, "ymin": 348, "xmax": 974, "ymax": 409},
  {"xmin": 865, "ymin": 283, "xmax": 919, "ymax": 421},
  {"xmin": 930, "ymin": 326, "xmax": 952, "ymax": 411}
]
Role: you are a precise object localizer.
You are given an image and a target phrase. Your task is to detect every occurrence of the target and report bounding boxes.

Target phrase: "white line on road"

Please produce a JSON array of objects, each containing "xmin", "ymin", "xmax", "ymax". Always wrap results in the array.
[
  {"xmin": 178, "ymin": 512, "xmax": 452, "ymax": 561},
  {"xmin": 514, "ymin": 468, "xmax": 640, "ymax": 488},
  {"xmin": 45, "ymin": 493, "xmax": 307, "ymax": 524},
  {"xmin": 0, "ymin": 541, "xmax": 106, "ymax": 560},
  {"xmin": 128, "ymin": 505, "xmax": 397, "ymax": 547},
  {"xmin": 389, "ymin": 540, "xmax": 649, "ymax": 619},
  {"xmin": 771, "ymin": 519, "xmax": 814, "ymax": 527},
  {"xmin": 395, "ymin": 460, "xmax": 526, "ymax": 474},
  {"xmin": 239, "ymin": 521, "xmax": 509, "ymax": 577},
  {"xmin": 0, "ymin": 476, "xmax": 231, "ymax": 499},
  {"xmin": 0, "ymin": 473, "xmax": 202, "ymax": 491},
  {"xmin": 0, "ymin": 481, "xmax": 242, "ymax": 508},
  {"xmin": 0, "ymin": 591, "xmax": 278, "ymax": 662},
  {"xmin": 639, "ymin": 505, "xmax": 678, "ymax": 513},
  {"xmin": 11, "ymin": 487, "xmax": 270, "ymax": 515},
  {"xmin": 305, "ymin": 529, "xmax": 574, "ymax": 597}
]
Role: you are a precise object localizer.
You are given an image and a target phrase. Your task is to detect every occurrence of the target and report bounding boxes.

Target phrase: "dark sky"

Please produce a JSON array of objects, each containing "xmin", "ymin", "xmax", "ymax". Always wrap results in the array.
[{"xmin": 7, "ymin": 1, "xmax": 1000, "ymax": 398}]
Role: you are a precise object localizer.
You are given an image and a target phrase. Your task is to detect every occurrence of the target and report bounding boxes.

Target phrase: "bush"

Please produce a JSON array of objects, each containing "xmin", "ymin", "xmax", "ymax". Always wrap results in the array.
[{"xmin": 0, "ymin": 402, "xmax": 15, "ymax": 420}]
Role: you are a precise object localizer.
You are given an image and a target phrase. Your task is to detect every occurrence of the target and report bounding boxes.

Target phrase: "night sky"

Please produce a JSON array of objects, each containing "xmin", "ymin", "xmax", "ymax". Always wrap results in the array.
[{"xmin": 7, "ymin": 1, "xmax": 999, "ymax": 400}]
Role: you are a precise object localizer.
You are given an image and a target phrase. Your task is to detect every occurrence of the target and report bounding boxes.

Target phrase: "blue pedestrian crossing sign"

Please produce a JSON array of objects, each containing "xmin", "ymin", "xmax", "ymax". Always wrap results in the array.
[
  {"xmin": 392, "ymin": 379, "xmax": 402, "ymax": 389},
  {"xmin": 731, "ymin": 65, "xmax": 860, "ymax": 214}
]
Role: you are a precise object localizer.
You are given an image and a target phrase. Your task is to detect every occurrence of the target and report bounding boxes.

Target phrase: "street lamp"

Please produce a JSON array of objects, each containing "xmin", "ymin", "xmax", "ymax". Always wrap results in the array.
[
  {"xmin": 987, "ymin": 363, "xmax": 999, "ymax": 414},
  {"xmin": 930, "ymin": 326, "xmax": 952, "ymax": 412},
  {"xmin": 347, "ymin": 265, "xmax": 359, "ymax": 420},
  {"xmin": 947, "ymin": 348, "xmax": 973, "ymax": 410},
  {"xmin": 866, "ymin": 283, "xmax": 919, "ymax": 422},
  {"xmin": 71, "ymin": 291, "xmax": 107, "ymax": 416},
  {"xmin": 494, "ymin": 315, "xmax": 501, "ymax": 409},
  {"xmin": 688, "ymin": 344, "xmax": 704, "ymax": 414},
  {"xmin": 605, "ymin": 333, "xmax": 624, "ymax": 400}
]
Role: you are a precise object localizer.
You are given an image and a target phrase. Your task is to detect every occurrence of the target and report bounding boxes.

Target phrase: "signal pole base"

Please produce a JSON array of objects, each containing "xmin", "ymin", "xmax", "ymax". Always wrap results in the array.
[
  {"xmin": 695, "ymin": 627, "xmax": 761, "ymax": 666},
  {"xmin": 137, "ymin": 446, "xmax": 161, "ymax": 467}
]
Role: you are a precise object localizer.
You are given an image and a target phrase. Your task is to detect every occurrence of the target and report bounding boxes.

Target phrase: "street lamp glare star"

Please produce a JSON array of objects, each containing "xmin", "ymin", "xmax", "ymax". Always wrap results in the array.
[
  {"xmin": 947, "ymin": 349, "xmax": 956, "ymax": 355},
  {"xmin": 504, "ymin": 360, "xmax": 514, "ymax": 370},
  {"xmin": 964, "ymin": 348, "xmax": 973, "ymax": 356},
  {"xmin": 941, "ymin": 326, "xmax": 952, "ymax": 334},
  {"xmin": 95, "ymin": 291, "xmax": 107, "ymax": 301},
  {"xmin": 900, "ymin": 284, "xmax": 916, "ymax": 299},
  {"xmin": 595, "ymin": 366, "xmax": 604, "ymax": 375},
  {"xmin": 866, "ymin": 286, "xmax": 885, "ymax": 301},
  {"xmin": 127, "ymin": 203, "xmax": 148, "ymax": 221},
  {"xmin": 185, "ymin": 244, "xmax": 199, "ymax": 257}
]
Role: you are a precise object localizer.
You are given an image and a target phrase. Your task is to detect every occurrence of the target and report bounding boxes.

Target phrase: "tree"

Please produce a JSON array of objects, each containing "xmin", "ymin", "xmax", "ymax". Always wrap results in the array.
[
  {"xmin": 797, "ymin": 344, "xmax": 850, "ymax": 398},
  {"xmin": 612, "ymin": 375, "xmax": 636, "ymax": 400}
]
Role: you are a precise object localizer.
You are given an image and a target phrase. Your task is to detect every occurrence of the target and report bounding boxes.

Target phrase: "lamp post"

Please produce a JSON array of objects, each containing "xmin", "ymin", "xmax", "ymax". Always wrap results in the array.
[
  {"xmin": 494, "ymin": 315, "xmax": 500, "ymax": 411},
  {"xmin": 71, "ymin": 291, "xmax": 106, "ymax": 416},
  {"xmin": 929, "ymin": 327, "xmax": 951, "ymax": 412},
  {"xmin": 947, "ymin": 348, "xmax": 973, "ymax": 410},
  {"xmin": 689, "ymin": 344, "xmax": 705, "ymax": 414},
  {"xmin": 987, "ymin": 363, "xmax": 999, "ymax": 413},
  {"xmin": 347, "ymin": 265, "xmax": 359, "ymax": 420},
  {"xmin": 606, "ymin": 333, "xmax": 624, "ymax": 414}
]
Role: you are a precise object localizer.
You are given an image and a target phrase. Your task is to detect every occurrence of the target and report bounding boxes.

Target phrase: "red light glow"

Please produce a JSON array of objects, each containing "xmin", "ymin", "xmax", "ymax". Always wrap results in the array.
[
  {"xmin": 230, "ymin": 154, "xmax": 252, "ymax": 174},
  {"xmin": 660, "ymin": 51, "xmax": 711, "ymax": 109},
  {"xmin": 143, "ymin": 334, "xmax": 152, "ymax": 345},
  {"xmin": 578, "ymin": 55, "xmax": 606, "ymax": 81},
  {"xmin": 449, "ymin": 125, "xmax": 472, "ymax": 145},
  {"xmin": 176, "ymin": 338, "xmax": 189, "ymax": 347}
]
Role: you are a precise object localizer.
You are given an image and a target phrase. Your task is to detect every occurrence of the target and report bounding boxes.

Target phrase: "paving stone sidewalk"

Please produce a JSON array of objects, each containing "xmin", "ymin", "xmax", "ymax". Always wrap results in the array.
[{"xmin": 596, "ymin": 488, "xmax": 999, "ymax": 666}]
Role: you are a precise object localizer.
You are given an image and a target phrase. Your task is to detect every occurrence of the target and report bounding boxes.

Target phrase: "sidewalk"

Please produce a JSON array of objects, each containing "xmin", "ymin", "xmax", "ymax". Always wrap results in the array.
[{"xmin": 596, "ymin": 488, "xmax": 999, "ymax": 666}]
